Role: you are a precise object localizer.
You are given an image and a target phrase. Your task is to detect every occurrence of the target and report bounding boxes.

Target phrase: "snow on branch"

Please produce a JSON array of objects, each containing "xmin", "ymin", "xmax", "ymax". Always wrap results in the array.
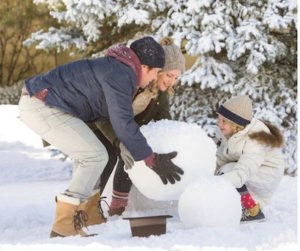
[
  {"xmin": 180, "ymin": 56, "xmax": 235, "ymax": 91},
  {"xmin": 24, "ymin": 28, "xmax": 86, "ymax": 52}
]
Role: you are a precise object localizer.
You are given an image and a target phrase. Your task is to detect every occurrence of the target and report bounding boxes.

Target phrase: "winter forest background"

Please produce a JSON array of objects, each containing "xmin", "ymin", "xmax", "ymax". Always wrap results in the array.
[{"xmin": 0, "ymin": 0, "xmax": 297, "ymax": 173}]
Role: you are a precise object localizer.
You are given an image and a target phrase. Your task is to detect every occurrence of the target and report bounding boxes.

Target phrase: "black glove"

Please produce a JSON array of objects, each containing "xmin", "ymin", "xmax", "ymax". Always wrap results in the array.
[{"xmin": 151, "ymin": 151, "xmax": 184, "ymax": 185}]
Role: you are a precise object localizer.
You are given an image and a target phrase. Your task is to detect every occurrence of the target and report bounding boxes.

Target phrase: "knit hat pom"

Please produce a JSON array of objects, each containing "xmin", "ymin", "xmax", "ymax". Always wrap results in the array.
[
  {"xmin": 159, "ymin": 36, "xmax": 185, "ymax": 73},
  {"xmin": 160, "ymin": 37, "xmax": 174, "ymax": 46}
]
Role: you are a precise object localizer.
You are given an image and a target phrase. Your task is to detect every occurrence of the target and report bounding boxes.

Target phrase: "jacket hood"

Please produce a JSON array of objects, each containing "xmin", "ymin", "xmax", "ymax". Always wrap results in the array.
[
  {"xmin": 248, "ymin": 120, "xmax": 284, "ymax": 148},
  {"xmin": 106, "ymin": 44, "xmax": 142, "ymax": 86}
]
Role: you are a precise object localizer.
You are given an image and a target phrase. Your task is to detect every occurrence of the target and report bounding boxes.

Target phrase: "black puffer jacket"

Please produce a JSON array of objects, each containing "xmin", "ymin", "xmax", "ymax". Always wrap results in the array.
[{"xmin": 134, "ymin": 90, "xmax": 171, "ymax": 125}]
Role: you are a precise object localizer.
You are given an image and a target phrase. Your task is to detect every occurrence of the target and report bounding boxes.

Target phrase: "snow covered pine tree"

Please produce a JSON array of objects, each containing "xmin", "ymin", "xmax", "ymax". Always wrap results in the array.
[{"xmin": 26, "ymin": 0, "xmax": 297, "ymax": 174}]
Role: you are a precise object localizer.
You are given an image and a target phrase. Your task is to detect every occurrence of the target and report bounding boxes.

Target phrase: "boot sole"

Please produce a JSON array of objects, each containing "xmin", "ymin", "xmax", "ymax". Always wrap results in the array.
[
  {"xmin": 86, "ymin": 219, "xmax": 107, "ymax": 227},
  {"xmin": 240, "ymin": 218, "xmax": 266, "ymax": 224},
  {"xmin": 50, "ymin": 230, "xmax": 97, "ymax": 238},
  {"xmin": 50, "ymin": 231, "xmax": 65, "ymax": 238}
]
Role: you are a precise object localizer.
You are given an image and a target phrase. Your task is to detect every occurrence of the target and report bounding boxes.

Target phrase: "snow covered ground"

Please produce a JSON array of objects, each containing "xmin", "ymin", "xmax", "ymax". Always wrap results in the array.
[{"xmin": 0, "ymin": 105, "xmax": 298, "ymax": 251}]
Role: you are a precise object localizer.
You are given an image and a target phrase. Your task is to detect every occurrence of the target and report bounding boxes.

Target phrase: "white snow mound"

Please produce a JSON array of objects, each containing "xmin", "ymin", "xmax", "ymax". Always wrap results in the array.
[
  {"xmin": 178, "ymin": 176, "xmax": 242, "ymax": 228},
  {"xmin": 126, "ymin": 120, "xmax": 216, "ymax": 201}
]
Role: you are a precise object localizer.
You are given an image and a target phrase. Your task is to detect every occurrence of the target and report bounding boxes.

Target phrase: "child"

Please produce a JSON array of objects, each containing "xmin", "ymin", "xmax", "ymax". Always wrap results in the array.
[{"xmin": 215, "ymin": 95, "xmax": 285, "ymax": 222}]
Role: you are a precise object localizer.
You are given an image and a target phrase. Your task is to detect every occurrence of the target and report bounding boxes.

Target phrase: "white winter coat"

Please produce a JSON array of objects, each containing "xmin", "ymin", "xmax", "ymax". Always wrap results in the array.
[{"xmin": 215, "ymin": 118, "xmax": 285, "ymax": 207}]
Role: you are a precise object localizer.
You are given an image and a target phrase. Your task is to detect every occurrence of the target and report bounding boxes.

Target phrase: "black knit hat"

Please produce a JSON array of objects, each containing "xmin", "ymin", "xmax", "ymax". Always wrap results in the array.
[{"xmin": 130, "ymin": 36, "xmax": 165, "ymax": 68}]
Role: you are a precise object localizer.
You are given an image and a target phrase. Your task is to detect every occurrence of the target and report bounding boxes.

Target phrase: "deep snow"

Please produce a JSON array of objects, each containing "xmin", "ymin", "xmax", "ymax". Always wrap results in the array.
[{"xmin": 0, "ymin": 105, "xmax": 298, "ymax": 251}]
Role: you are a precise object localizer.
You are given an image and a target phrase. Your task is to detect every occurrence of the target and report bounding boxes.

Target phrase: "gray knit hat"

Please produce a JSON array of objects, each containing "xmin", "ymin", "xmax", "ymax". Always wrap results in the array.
[
  {"xmin": 160, "ymin": 37, "xmax": 185, "ymax": 73},
  {"xmin": 217, "ymin": 95, "xmax": 253, "ymax": 126}
]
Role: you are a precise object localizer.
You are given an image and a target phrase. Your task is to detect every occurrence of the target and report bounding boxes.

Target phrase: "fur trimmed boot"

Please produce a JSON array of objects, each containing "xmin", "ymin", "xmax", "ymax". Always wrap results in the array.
[
  {"xmin": 84, "ymin": 191, "xmax": 107, "ymax": 227},
  {"xmin": 50, "ymin": 195, "xmax": 90, "ymax": 238}
]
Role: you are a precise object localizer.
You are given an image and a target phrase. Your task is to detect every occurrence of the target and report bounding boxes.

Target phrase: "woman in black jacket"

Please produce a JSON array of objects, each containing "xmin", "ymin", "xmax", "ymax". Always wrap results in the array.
[{"xmin": 95, "ymin": 37, "xmax": 186, "ymax": 216}]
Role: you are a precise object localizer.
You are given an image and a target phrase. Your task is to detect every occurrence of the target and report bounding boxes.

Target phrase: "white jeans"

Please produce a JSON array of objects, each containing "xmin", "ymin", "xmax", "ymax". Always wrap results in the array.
[{"xmin": 19, "ymin": 95, "xmax": 108, "ymax": 202}]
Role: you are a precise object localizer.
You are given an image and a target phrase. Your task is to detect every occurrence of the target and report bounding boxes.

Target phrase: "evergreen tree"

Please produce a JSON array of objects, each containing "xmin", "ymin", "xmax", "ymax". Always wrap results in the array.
[
  {"xmin": 164, "ymin": 0, "xmax": 297, "ymax": 173},
  {"xmin": 26, "ymin": 0, "xmax": 297, "ymax": 173}
]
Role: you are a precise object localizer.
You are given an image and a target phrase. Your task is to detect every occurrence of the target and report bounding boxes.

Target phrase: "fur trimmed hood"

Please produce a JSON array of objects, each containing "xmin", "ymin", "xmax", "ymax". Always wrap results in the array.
[{"xmin": 249, "ymin": 121, "xmax": 284, "ymax": 148}]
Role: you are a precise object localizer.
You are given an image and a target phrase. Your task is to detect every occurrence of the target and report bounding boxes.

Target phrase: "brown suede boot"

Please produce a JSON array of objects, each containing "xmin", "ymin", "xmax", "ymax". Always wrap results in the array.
[
  {"xmin": 50, "ymin": 195, "xmax": 91, "ymax": 238},
  {"xmin": 84, "ymin": 191, "xmax": 107, "ymax": 227}
]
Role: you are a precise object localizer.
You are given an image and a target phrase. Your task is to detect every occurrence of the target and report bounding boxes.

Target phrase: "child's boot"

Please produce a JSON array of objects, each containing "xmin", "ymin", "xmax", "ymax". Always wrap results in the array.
[{"xmin": 241, "ymin": 203, "xmax": 265, "ymax": 223}]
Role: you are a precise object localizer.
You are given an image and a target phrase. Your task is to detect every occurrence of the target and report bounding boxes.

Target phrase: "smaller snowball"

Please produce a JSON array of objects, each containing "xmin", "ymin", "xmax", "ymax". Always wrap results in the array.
[{"xmin": 178, "ymin": 176, "xmax": 242, "ymax": 228}]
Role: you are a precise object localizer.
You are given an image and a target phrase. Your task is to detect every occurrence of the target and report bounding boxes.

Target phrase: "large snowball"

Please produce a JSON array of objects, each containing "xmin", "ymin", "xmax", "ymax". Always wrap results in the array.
[
  {"xmin": 178, "ymin": 176, "xmax": 242, "ymax": 228},
  {"xmin": 126, "ymin": 120, "xmax": 216, "ymax": 201}
]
